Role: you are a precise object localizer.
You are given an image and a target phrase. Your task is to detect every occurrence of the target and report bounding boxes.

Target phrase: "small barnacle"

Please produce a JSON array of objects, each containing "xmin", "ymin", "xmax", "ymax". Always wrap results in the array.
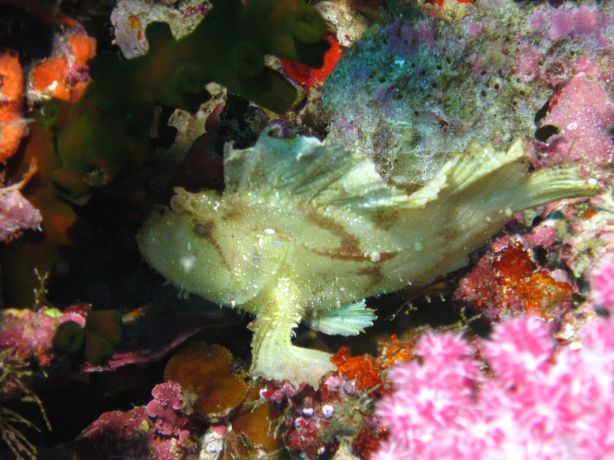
[{"xmin": 138, "ymin": 130, "xmax": 601, "ymax": 385}]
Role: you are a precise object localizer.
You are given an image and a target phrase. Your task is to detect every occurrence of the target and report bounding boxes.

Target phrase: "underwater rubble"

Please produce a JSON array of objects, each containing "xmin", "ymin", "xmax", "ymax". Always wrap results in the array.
[{"xmin": 0, "ymin": 0, "xmax": 613, "ymax": 459}]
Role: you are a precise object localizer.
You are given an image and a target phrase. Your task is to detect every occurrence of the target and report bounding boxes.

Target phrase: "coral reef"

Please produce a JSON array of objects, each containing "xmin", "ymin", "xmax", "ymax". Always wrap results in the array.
[
  {"xmin": 0, "ymin": 0, "xmax": 613, "ymax": 458},
  {"xmin": 71, "ymin": 381, "xmax": 197, "ymax": 460},
  {"xmin": 323, "ymin": 1, "xmax": 614, "ymax": 186},
  {"xmin": 28, "ymin": 26, "xmax": 96, "ymax": 103},
  {"xmin": 54, "ymin": 308, "xmax": 124, "ymax": 364},
  {"xmin": 530, "ymin": 72, "xmax": 614, "ymax": 169},
  {"xmin": 591, "ymin": 254, "xmax": 614, "ymax": 312},
  {"xmin": 39, "ymin": 0, "xmax": 330, "ymax": 200},
  {"xmin": 0, "ymin": 306, "xmax": 87, "ymax": 367},
  {"xmin": 0, "ymin": 0, "xmax": 331, "ymax": 306},
  {"xmin": 110, "ymin": 0, "xmax": 210, "ymax": 60},
  {"xmin": 281, "ymin": 33, "xmax": 344, "ymax": 89}
]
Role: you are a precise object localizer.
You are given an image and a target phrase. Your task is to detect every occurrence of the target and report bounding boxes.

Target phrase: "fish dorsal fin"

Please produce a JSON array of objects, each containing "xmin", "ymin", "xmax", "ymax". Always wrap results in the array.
[
  {"xmin": 224, "ymin": 129, "xmax": 410, "ymax": 211},
  {"xmin": 406, "ymin": 140, "xmax": 527, "ymax": 207}
]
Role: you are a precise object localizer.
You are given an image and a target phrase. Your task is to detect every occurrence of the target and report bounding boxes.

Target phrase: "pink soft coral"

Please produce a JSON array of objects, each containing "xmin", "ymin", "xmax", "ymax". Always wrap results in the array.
[
  {"xmin": 375, "ymin": 316, "xmax": 614, "ymax": 459},
  {"xmin": 591, "ymin": 254, "xmax": 614, "ymax": 311}
]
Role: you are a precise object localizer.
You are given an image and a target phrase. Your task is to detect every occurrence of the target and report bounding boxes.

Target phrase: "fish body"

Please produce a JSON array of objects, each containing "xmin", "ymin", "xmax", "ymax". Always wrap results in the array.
[{"xmin": 138, "ymin": 130, "xmax": 600, "ymax": 384}]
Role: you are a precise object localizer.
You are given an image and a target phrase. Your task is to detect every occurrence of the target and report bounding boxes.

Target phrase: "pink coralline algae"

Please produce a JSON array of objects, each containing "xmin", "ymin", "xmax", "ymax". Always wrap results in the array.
[
  {"xmin": 591, "ymin": 254, "xmax": 614, "ymax": 312},
  {"xmin": 0, "ymin": 183, "xmax": 42, "ymax": 242},
  {"xmin": 514, "ymin": 45, "xmax": 542, "ymax": 82},
  {"xmin": 530, "ymin": 6, "xmax": 608, "ymax": 42},
  {"xmin": 531, "ymin": 72, "xmax": 614, "ymax": 169},
  {"xmin": 0, "ymin": 307, "xmax": 86, "ymax": 367},
  {"xmin": 145, "ymin": 381, "xmax": 189, "ymax": 437},
  {"xmin": 72, "ymin": 407, "xmax": 152, "ymax": 459},
  {"xmin": 375, "ymin": 315, "xmax": 614, "ymax": 460},
  {"xmin": 72, "ymin": 381, "xmax": 196, "ymax": 460}
]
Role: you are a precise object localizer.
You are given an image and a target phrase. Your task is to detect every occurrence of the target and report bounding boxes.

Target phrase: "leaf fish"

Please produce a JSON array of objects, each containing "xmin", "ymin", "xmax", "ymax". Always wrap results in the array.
[{"xmin": 138, "ymin": 129, "xmax": 600, "ymax": 384}]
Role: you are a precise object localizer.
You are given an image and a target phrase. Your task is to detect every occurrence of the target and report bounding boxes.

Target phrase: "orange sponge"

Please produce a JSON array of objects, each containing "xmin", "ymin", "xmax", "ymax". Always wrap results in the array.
[
  {"xmin": 0, "ymin": 49, "xmax": 26, "ymax": 162},
  {"xmin": 164, "ymin": 343, "xmax": 248, "ymax": 420}
]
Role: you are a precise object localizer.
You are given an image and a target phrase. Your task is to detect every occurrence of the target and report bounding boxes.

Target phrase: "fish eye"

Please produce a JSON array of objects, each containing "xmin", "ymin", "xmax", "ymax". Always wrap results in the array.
[{"xmin": 193, "ymin": 221, "xmax": 214, "ymax": 238}]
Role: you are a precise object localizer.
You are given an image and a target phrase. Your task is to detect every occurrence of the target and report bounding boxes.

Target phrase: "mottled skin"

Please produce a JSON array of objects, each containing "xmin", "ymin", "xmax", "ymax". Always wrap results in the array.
[{"xmin": 138, "ymin": 131, "xmax": 600, "ymax": 384}]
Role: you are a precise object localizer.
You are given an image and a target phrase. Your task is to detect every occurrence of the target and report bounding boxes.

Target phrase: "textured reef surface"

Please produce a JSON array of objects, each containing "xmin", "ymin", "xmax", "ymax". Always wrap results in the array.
[{"xmin": 0, "ymin": 0, "xmax": 613, "ymax": 459}]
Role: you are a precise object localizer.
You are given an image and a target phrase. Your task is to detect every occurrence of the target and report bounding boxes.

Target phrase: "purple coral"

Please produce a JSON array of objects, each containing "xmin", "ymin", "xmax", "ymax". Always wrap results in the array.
[
  {"xmin": 548, "ymin": 6, "xmax": 604, "ymax": 40},
  {"xmin": 531, "ymin": 6, "xmax": 608, "ymax": 42},
  {"xmin": 0, "ymin": 184, "xmax": 41, "ymax": 242},
  {"xmin": 375, "ymin": 315, "xmax": 614, "ymax": 459},
  {"xmin": 145, "ymin": 381, "xmax": 189, "ymax": 437},
  {"xmin": 381, "ymin": 19, "xmax": 434, "ymax": 56}
]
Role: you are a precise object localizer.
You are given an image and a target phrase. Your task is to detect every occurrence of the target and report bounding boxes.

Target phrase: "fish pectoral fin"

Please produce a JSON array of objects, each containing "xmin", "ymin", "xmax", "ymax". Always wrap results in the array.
[
  {"xmin": 305, "ymin": 300, "xmax": 376, "ymax": 336},
  {"xmin": 248, "ymin": 279, "xmax": 334, "ymax": 385}
]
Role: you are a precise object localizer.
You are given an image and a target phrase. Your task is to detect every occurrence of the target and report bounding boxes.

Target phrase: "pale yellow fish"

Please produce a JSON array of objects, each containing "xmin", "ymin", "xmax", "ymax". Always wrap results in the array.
[{"xmin": 138, "ymin": 129, "xmax": 601, "ymax": 384}]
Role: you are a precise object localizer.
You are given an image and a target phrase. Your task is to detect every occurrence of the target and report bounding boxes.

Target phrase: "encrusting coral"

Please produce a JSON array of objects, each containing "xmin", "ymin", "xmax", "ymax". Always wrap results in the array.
[
  {"xmin": 38, "ymin": 0, "xmax": 330, "ymax": 200},
  {"xmin": 1, "ymin": 0, "xmax": 331, "ymax": 305},
  {"xmin": 0, "ymin": 168, "xmax": 42, "ymax": 243},
  {"xmin": 138, "ymin": 130, "xmax": 600, "ymax": 385},
  {"xmin": 454, "ymin": 234, "xmax": 574, "ymax": 320},
  {"xmin": 322, "ymin": 1, "xmax": 614, "ymax": 189},
  {"xmin": 71, "ymin": 380, "xmax": 197, "ymax": 459},
  {"xmin": 2, "ymin": 1, "xmax": 614, "ymax": 457}
]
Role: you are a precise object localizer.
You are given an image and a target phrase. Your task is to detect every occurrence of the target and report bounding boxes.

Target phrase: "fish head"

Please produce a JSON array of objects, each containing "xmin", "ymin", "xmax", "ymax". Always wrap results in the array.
[{"xmin": 138, "ymin": 188, "xmax": 281, "ymax": 307}]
